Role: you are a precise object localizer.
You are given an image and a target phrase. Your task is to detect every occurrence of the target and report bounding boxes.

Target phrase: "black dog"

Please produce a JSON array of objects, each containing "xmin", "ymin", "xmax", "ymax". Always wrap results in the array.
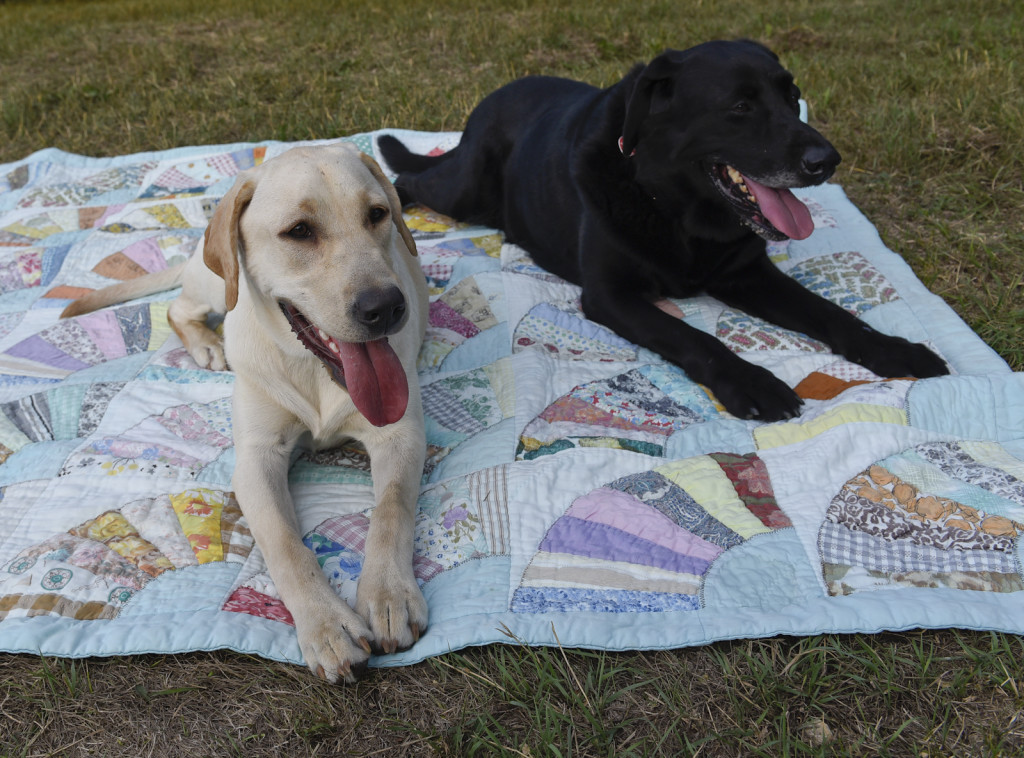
[{"xmin": 379, "ymin": 40, "xmax": 948, "ymax": 420}]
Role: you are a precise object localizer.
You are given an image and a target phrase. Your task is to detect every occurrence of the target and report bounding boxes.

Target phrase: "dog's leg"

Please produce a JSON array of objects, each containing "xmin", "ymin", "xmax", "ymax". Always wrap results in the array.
[
  {"xmin": 355, "ymin": 389, "xmax": 429, "ymax": 654},
  {"xmin": 167, "ymin": 294, "xmax": 227, "ymax": 371},
  {"xmin": 580, "ymin": 284, "xmax": 803, "ymax": 421},
  {"xmin": 231, "ymin": 380, "xmax": 373, "ymax": 683},
  {"xmin": 378, "ymin": 136, "xmax": 503, "ymax": 228},
  {"xmin": 706, "ymin": 255, "xmax": 950, "ymax": 380}
]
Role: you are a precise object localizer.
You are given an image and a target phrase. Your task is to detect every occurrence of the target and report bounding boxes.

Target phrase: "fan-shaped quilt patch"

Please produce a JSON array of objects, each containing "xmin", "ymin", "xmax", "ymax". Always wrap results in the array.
[
  {"xmin": 0, "ymin": 488, "xmax": 251, "ymax": 621},
  {"xmin": 0, "ymin": 302, "xmax": 171, "ymax": 380},
  {"xmin": 139, "ymin": 147, "xmax": 265, "ymax": 200},
  {"xmin": 788, "ymin": 251, "xmax": 898, "ymax": 316},
  {"xmin": 716, "ymin": 309, "xmax": 829, "ymax": 353},
  {"xmin": 422, "ymin": 362, "xmax": 514, "ymax": 476},
  {"xmin": 87, "ymin": 234, "xmax": 197, "ymax": 282},
  {"xmin": 513, "ymin": 302, "xmax": 637, "ymax": 362},
  {"xmin": 97, "ymin": 203, "xmax": 192, "ymax": 234},
  {"xmin": 17, "ymin": 163, "xmax": 157, "ymax": 209},
  {"xmin": 418, "ymin": 235, "xmax": 502, "ymax": 293},
  {"xmin": 0, "ymin": 381, "xmax": 124, "ymax": 456},
  {"xmin": 225, "ymin": 465, "xmax": 510, "ymax": 624},
  {"xmin": 60, "ymin": 396, "xmax": 233, "ymax": 478},
  {"xmin": 517, "ymin": 365, "xmax": 717, "ymax": 460},
  {"xmin": 820, "ymin": 441, "xmax": 1024, "ymax": 595},
  {"xmin": 421, "ymin": 276, "xmax": 502, "ymax": 370},
  {"xmin": 403, "ymin": 205, "xmax": 470, "ymax": 235},
  {"xmin": 3, "ymin": 212, "xmax": 85, "ymax": 254},
  {"xmin": 512, "ymin": 453, "xmax": 790, "ymax": 612}
]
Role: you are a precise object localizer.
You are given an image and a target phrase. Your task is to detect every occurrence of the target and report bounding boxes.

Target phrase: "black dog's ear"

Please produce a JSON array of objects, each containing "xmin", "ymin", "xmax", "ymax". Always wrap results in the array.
[{"xmin": 621, "ymin": 50, "xmax": 686, "ymax": 156}]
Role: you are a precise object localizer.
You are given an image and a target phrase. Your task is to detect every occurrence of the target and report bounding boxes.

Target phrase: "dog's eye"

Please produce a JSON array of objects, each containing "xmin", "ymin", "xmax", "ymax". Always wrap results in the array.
[
  {"xmin": 285, "ymin": 222, "xmax": 313, "ymax": 240},
  {"xmin": 732, "ymin": 101, "xmax": 752, "ymax": 114},
  {"xmin": 368, "ymin": 206, "xmax": 389, "ymax": 225}
]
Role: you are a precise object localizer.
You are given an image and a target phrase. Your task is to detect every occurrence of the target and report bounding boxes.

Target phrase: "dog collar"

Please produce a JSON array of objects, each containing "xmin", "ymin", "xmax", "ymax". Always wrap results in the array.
[{"xmin": 617, "ymin": 137, "xmax": 636, "ymax": 157}]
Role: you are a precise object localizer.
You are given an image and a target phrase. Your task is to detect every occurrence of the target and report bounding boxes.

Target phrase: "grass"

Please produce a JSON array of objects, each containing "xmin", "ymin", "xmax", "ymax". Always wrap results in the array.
[{"xmin": 1, "ymin": 0, "xmax": 1023, "ymax": 755}]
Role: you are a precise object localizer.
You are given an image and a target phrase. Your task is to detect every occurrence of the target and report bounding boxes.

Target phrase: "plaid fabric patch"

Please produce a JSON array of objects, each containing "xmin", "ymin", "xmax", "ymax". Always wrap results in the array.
[
  {"xmin": 818, "ymin": 521, "xmax": 1015, "ymax": 575},
  {"xmin": 421, "ymin": 382, "xmax": 485, "ymax": 434}
]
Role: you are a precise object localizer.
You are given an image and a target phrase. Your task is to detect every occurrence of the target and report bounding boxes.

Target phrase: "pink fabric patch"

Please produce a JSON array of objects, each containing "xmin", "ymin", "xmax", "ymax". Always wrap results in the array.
[
  {"xmin": 429, "ymin": 299, "xmax": 479, "ymax": 338},
  {"xmin": 222, "ymin": 586, "xmax": 294, "ymax": 626},
  {"xmin": 76, "ymin": 310, "xmax": 128, "ymax": 361}
]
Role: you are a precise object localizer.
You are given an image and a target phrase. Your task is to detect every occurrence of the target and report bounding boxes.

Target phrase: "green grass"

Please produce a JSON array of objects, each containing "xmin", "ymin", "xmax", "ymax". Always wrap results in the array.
[{"xmin": 2, "ymin": 0, "xmax": 1023, "ymax": 755}]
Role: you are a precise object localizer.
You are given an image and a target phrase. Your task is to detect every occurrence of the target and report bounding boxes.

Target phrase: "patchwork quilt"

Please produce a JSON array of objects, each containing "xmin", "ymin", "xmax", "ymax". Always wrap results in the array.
[{"xmin": 1, "ymin": 129, "xmax": 1023, "ymax": 670}]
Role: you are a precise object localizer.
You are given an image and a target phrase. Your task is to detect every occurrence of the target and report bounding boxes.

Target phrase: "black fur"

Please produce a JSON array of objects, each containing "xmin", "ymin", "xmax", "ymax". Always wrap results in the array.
[{"xmin": 379, "ymin": 39, "xmax": 948, "ymax": 420}]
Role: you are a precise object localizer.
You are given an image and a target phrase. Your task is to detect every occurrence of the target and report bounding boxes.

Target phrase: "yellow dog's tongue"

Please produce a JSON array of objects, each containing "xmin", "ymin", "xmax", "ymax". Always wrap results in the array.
[
  {"xmin": 742, "ymin": 174, "xmax": 815, "ymax": 240},
  {"xmin": 338, "ymin": 338, "xmax": 409, "ymax": 427}
]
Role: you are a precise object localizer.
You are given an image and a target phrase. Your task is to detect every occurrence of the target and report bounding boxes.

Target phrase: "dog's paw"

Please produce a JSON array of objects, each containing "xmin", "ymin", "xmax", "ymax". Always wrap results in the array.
[
  {"xmin": 842, "ymin": 329, "xmax": 949, "ymax": 379},
  {"xmin": 189, "ymin": 342, "xmax": 227, "ymax": 371},
  {"xmin": 294, "ymin": 599, "xmax": 375, "ymax": 684},
  {"xmin": 355, "ymin": 564, "xmax": 428, "ymax": 655},
  {"xmin": 181, "ymin": 331, "xmax": 228, "ymax": 371},
  {"xmin": 713, "ymin": 363, "xmax": 803, "ymax": 422}
]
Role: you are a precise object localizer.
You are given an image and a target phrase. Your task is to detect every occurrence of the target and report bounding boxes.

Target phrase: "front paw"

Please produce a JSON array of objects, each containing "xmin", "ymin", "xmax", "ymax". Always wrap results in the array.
[
  {"xmin": 710, "ymin": 362, "xmax": 803, "ymax": 422},
  {"xmin": 294, "ymin": 597, "xmax": 374, "ymax": 684},
  {"xmin": 843, "ymin": 328, "xmax": 949, "ymax": 379},
  {"xmin": 356, "ymin": 562, "xmax": 428, "ymax": 655}
]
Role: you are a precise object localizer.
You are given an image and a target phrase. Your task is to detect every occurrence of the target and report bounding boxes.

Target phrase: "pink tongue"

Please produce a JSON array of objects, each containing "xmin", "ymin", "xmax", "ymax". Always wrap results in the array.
[
  {"xmin": 337, "ymin": 338, "xmax": 409, "ymax": 427},
  {"xmin": 742, "ymin": 174, "xmax": 815, "ymax": 240}
]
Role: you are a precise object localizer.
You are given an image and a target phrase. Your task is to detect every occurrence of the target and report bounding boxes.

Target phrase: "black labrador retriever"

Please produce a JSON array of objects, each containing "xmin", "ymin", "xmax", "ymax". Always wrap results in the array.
[{"xmin": 379, "ymin": 39, "xmax": 948, "ymax": 421}]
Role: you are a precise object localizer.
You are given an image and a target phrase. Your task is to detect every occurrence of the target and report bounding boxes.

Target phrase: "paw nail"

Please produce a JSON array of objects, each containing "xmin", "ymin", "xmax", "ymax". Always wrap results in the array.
[
  {"xmin": 358, "ymin": 637, "xmax": 372, "ymax": 654},
  {"xmin": 410, "ymin": 622, "xmax": 420, "ymax": 642},
  {"xmin": 316, "ymin": 665, "xmax": 326, "ymax": 681}
]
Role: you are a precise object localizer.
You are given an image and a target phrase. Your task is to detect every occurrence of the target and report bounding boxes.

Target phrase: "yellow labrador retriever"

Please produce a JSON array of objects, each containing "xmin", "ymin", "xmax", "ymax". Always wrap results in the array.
[{"xmin": 62, "ymin": 144, "xmax": 429, "ymax": 683}]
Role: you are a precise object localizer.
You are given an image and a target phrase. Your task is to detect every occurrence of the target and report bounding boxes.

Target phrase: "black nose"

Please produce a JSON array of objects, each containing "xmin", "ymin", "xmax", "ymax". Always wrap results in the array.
[
  {"xmin": 354, "ymin": 285, "xmax": 407, "ymax": 335},
  {"xmin": 801, "ymin": 144, "xmax": 841, "ymax": 182}
]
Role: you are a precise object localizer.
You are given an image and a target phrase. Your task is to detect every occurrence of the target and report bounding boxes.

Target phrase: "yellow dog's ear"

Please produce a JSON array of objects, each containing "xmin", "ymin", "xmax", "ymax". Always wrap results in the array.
[
  {"xmin": 358, "ymin": 150, "xmax": 418, "ymax": 258},
  {"xmin": 203, "ymin": 175, "xmax": 257, "ymax": 311}
]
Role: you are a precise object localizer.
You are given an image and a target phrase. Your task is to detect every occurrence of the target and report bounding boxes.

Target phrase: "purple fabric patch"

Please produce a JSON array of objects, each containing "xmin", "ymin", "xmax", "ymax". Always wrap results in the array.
[
  {"xmin": 429, "ymin": 299, "xmax": 480, "ymax": 339},
  {"xmin": 6, "ymin": 335, "xmax": 90, "ymax": 371},
  {"xmin": 541, "ymin": 516, "xmax": 712, "ymax": 577}
]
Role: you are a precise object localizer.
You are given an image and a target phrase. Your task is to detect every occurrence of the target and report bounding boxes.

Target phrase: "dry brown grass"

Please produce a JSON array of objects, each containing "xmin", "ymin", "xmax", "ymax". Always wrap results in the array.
[{"xmin": 2, "ymin": 630, "xmax": 1023, "ymax": 756}]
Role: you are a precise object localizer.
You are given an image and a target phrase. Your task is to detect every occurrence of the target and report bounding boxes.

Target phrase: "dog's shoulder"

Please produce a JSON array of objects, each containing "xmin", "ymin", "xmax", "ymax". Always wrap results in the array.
[{"xmin": 567, "ymin": 65, "xmax": 661, "ymax": 227}]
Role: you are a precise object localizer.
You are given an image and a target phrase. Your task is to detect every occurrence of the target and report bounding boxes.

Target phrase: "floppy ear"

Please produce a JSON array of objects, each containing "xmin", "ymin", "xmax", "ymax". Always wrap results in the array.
[
  {"xmin": 620, "ymin": 51, "xmax": 685, "ymax": 156},
  {"xmin": 203, "ymin": 175, "xmax": 257, "ymax": 311},
  {"xmin": 358, "ymin": 150, "xmax": 418, "ymax": 258}
]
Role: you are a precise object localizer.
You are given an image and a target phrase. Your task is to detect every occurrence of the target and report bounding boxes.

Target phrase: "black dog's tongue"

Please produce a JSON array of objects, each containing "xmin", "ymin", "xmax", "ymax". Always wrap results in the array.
[
  {"xmin": 336, "ymin": 339, "xmax": 409, "ymax": 427},
  {"xmin": 741, "ymin": 174, "xmax": 815, "ymax": 240}
]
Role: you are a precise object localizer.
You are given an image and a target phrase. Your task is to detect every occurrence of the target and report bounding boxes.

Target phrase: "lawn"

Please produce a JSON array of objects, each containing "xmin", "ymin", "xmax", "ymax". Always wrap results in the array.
[{"xmin": 1, "ymin": 0, "xmax": 1022, "ymax": 755}]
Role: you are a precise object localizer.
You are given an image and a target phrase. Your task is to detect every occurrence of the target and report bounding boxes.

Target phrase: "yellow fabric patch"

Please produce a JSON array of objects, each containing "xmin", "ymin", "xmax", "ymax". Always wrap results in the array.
[
  {"xmin": 144, "ymin": 204, "xmax": 190, "ymax": 229},
  {"xmin": 753, "ymin": 404, "xmax": 907, "ymax": 450},
  {"xmin": 71, "ymin": 511, "xmax": 174, "ymax": 576},
  {"xmin": 484, "ymin": 358, "xmax": 516, "ymax": 419},
  {"xmin": 171, "ymin": 489, "xmax": 226, "ymax": 564},
  {"xmin": 148, "ymin": 302, "xmax": 172, "ymax": 350},
  {"xmin": 657, "ymin": 456, "xmax": 769, "ymax": 539}
]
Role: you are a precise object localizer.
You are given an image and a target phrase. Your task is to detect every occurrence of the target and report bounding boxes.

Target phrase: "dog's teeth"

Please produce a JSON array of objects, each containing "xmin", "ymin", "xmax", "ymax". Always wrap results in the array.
[
  {"xmin": 317, "ymin": 328, "xmax": 328, "ymax": 341},
  {"xmin": 328, "ymin": 341, "xmax": 340, "ymax": 354},
  {"xmin": 727, "ymin": 166, "xmax": 743, "ymax": 184}
]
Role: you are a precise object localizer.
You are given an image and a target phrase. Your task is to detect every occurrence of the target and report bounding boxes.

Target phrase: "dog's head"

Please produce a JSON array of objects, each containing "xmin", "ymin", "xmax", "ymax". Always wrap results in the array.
[
  {"xmin": 621, "ymin": 39, "xmax": 841, "ymax": 241},
  {"xmin": 203, "ymin": 143, "xmax": 421, "ymax": 427}
]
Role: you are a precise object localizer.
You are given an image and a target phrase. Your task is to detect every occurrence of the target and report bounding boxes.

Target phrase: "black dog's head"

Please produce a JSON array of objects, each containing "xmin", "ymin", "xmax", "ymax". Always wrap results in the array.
[{"xmin": 621, "ymin": 40, "xmax": 841, "ymax": 242}]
